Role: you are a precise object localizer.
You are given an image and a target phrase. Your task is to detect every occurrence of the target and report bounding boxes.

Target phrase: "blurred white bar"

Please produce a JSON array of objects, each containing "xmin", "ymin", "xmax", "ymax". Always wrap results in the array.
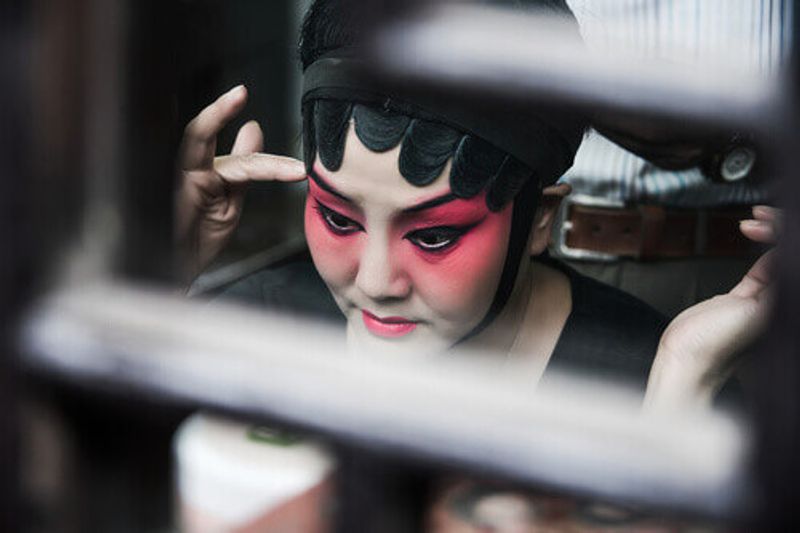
[
  {"xmin": 373, "ymin": 4, "xmax": 780, "ymax": 128},
  {"xmin": 21, "ymin": 281, "xmax": 750, "ymax": 517}
]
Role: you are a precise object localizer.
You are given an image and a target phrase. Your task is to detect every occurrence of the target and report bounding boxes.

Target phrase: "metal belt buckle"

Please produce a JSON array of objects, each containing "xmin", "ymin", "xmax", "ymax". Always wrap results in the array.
[{"xmin": 552, "ymin": 194, "xmax": 626, "ymax": 262}]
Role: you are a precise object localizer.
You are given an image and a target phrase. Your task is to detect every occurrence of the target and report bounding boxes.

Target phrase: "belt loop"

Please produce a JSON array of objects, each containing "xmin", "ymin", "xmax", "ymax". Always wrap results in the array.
[{"xmin": 638, "ymin": 205, "xmax": 666, "ymax": 260}]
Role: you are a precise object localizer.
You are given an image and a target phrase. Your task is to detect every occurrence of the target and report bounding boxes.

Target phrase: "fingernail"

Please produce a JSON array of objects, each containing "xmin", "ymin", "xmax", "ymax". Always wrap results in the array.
[{"xmin": 224, "ymin": 84, "xmax": 245, "ymax": 99}]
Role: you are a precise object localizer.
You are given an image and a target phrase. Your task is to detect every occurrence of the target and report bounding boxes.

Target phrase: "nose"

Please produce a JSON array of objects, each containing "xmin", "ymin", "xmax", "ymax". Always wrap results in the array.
[{"xmin": 354, "ymin": 233, "xmax": 411, "ymax": 301}]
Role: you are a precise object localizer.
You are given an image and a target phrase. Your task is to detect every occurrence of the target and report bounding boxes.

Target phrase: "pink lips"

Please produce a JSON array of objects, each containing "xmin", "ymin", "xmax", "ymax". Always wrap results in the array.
[{"xmin": 361, "ymin": 310, "xmax": 417, "ymax": 338}]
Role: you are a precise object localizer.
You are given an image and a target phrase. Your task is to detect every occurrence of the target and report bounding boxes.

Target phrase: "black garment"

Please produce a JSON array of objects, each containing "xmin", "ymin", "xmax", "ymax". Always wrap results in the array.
[
  {"xmin": 543, "ymin": 259, "xmax": 668, "ymax": 389},
  {"xmin": 217, "ymin": 252, "xmax": 667, "ymax": 390},
  {"xmin": 216, "ymin": 254, "xmax": 344, "ymax": 325}
]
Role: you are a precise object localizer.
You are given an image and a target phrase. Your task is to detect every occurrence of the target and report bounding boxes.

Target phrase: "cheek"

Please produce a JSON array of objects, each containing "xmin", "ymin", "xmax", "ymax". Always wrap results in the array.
[
  {"xmin": 401, "ymin": 204, "xmax": 513, "ymax": 322},
  {"xmin": 304, "ymin": 196, "xmax": 361, "ymax": 288}
]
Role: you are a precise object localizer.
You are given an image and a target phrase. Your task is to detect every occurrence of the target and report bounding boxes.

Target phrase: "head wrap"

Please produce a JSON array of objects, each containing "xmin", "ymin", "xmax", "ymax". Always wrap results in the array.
[{"xmin": 302, "ymin": 50, "xmax": 585, "ymax": 191}]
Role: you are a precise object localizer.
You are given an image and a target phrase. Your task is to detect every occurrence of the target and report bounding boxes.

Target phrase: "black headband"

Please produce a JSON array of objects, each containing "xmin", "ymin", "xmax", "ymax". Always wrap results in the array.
[{"xmin": 302, "ymin": 53, "xmax": 585, "ymax": 187}]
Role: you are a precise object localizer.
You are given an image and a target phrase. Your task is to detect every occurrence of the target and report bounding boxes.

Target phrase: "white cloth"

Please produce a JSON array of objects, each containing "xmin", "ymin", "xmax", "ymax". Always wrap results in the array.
[{"xmin": 561, "ymin": 0, "xmax": 793, "ymax": 206}]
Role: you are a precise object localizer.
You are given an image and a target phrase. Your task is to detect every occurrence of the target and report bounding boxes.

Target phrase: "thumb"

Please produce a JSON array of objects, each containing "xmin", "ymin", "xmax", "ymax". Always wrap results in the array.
[
  {"xmin": 231, "ymin": 120, "xmax": 264, "ymax": 156},
  {"xmin": 730, "ymin": 249, "xmax": 773, "ymax": 299}
]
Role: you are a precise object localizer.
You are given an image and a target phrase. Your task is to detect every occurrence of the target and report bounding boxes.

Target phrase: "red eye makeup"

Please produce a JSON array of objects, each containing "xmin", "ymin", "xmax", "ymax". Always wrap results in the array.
[
  {"xmin": 308, "ymin": 173, "xmax": 362, "ymax": 217},
  {"xmin": 397, "ymin": 194, "xmax": 491, "ymax": 256},
  {"xmin": 404, "ymin": 223, "xmax": 480, "ymax": 253},
  {"xmin": 314, "ymin": 201, "xmax": 363, "ymax": 236},
  {"xmin": 398, "ymin": 194, "xmax": 490, "ymax": 228}
]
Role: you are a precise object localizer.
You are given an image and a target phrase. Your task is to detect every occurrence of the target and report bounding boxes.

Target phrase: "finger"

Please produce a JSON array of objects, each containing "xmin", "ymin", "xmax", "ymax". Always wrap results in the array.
[
  {"xmin": 181, "ymin": 85, "xmax": 248, "ymax": 169},
  {"xmin": 753, "ymin": 205, "xmax": 783, "ymax": 238},
  {"xmin": 231, "ymin": 120, "xmax": 264, "ymax": 156},
  {"xmin": 214, "ymin": 153, "xmax": 307, "ymax": 184},
  {"xmin": 740, "ymin": 219, "xmax": 777, "ymax": 244},
  {"xmin": 225, "ymin": 122, "xmax": 265, "ymax": 206},
  {"xmin": 218, "ymin": 122, "xmax": 266, "ymax": 213},
  {"xmin": 730, "ymin": 249, "xmax": 774, "ymax": 299},
  {"xmin": 753, "ymin": 205, "xmax": 779, "ymax": 222}
]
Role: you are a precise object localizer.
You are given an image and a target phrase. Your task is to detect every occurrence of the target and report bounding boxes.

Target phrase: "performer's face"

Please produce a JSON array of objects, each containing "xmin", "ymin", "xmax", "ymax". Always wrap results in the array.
[{"xmin": 304, "ymin": 125, "xmax": 514, "ymax": 355}]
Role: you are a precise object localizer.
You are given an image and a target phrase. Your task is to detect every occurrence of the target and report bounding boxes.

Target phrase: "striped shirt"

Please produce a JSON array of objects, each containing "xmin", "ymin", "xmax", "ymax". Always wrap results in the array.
[{"xmin": 561, "ymin": 0, "xmax": 793, "ymax": 207}]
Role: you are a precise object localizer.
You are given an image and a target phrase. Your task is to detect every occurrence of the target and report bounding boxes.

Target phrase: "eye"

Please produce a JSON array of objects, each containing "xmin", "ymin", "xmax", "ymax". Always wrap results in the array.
[
  {"xmin": 406, "ymin": 226, "xmax": 465, "ymax": 252},
  {"xmin": 316, "ymin": 202, "xmax": 362, "ymax": 235}
]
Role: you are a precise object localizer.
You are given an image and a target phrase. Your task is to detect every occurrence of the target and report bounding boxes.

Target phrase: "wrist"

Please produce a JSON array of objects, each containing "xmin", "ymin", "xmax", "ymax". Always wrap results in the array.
[{"xmin": 644, "ymin": 348, "xmax": 717, "ymax": 412}]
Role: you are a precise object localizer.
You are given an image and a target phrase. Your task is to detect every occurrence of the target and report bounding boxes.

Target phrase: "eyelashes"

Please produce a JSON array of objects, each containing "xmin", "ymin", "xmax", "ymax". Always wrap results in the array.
[
  {"xmin": 315, "ymin": 202, "xmax": 363, "ymax": 235},
  {"xmin": 313, "ymin": 199, "xmax": 474, "ymax": 253},
  {"xmin": 405, "ymin": 226, "xmax": 472, "ymax": 252}
]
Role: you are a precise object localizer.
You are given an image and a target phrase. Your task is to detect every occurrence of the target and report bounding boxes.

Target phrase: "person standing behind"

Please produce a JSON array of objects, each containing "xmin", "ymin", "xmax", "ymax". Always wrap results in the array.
[{"xmin": 555, "ymin": 0, "xmax": 791, "ymax": 317}]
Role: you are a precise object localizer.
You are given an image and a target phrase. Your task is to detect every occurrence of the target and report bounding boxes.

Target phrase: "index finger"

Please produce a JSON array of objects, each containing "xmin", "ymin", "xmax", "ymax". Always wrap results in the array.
[
  {"xmin": 214, "ymin": 153, "xmax": 308, "ymax": 184},
  {"xmin": 740, "ymin": 219, "xmax": 777, "ymax": 244},
  {"xmin": 753, "ymin": 205, "xmax": 780, "ymax": 222},
  {"xmin": 181, "ymin": 85, "xmax": 249, "ymax": 169}
]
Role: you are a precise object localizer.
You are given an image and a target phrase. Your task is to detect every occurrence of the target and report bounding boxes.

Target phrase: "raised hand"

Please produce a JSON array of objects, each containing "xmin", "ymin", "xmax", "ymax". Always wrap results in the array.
[
  {"xmin": 175, "ymin": 85, "xmax": 307, "ymax": 283},
  {"xmin": 644, "ymin": 206, "xmax": 778, "ymax": 410}
]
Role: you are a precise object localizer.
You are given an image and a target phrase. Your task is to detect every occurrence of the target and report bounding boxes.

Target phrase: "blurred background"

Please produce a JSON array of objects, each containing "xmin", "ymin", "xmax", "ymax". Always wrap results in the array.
[{"xmin": 7, "ymin": 2, "xmax": 315, "ymax": 531}]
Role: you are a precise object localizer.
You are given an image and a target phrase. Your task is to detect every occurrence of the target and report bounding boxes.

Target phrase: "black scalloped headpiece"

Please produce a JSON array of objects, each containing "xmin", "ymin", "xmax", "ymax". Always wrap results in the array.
[
  {"xmin": 301, "ymin": 55, "xmax": 585, "ymax": 211},
  {"xmin": 303, "ymin": 99, "xmax": 543, "ymax": 212}
]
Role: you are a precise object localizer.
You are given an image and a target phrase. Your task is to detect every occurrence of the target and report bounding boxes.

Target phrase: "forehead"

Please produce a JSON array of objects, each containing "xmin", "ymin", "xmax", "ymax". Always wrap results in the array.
[{"xmin": 315, "ymin": 123, "xmax": 452, "ymax": 209}]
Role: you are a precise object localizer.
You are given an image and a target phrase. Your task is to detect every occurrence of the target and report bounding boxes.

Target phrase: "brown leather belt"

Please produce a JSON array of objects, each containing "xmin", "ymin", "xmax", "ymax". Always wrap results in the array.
[{"xmin": 554, "ymin": 200, "xmax": 756, "ymax": 260}]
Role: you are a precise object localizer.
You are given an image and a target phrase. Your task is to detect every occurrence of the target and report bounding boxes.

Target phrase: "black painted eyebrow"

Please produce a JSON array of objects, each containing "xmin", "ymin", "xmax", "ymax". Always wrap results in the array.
[
  {"xmin": 402, "ymin": 193, "xmax": 459, "ymax": 214},
  {"xmin": 309, "ymin": 166, "xmax": 458, "ymax": 214},
  {"xmin": 308, "ymin": 168, "xmax": 354, "ymax": 204}
]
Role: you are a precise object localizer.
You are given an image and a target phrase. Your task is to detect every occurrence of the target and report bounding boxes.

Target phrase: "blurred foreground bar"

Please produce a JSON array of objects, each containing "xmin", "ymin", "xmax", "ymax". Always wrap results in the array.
[
  {"xmin": 371, "ymin": 3, "xmax": 780, "ymax": 130},
  {"xmin": 21, "ymin": 282, "xmax": 750, "ymax": 519}
]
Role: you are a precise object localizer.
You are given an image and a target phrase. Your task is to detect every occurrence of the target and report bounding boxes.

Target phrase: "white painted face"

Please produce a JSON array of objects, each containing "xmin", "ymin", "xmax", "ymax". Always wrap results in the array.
[{"xmin": 304, "ymin": 124, "xmax": 515, "ymax": 356}]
